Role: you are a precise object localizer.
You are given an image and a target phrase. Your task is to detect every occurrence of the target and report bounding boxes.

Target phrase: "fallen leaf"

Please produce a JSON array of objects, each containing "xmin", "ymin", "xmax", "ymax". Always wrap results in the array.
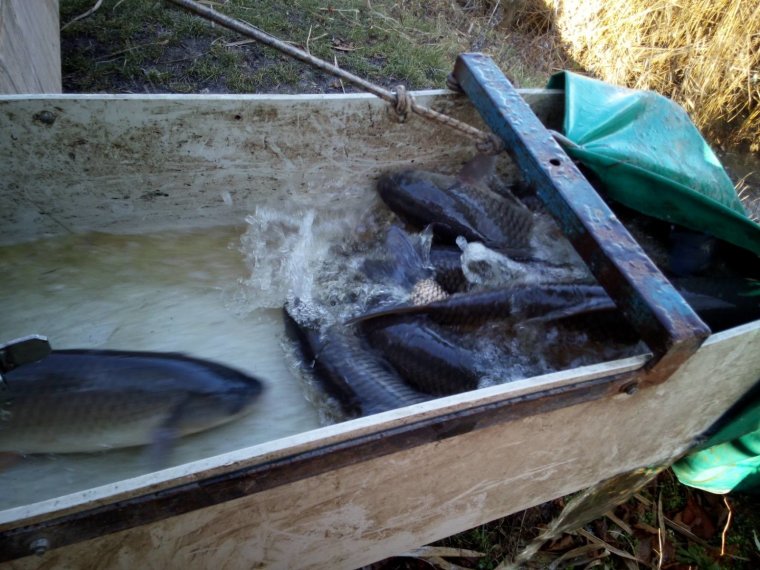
[
  {"xmin": 546, "ymin": 534, "xmax": 575, "ymax": 552},
  {"xmin": 635, "ymin": 534, "xmax": 655, "ymax": 565},
  {"xmin": 676, "ymin": 496, "xmax": 717, "ymax": 540}
]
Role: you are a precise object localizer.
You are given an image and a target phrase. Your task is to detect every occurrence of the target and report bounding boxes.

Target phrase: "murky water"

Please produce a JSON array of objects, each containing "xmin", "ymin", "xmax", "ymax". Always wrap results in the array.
[{"xmin": 0, "ymin": 226, "xmax": 321, "ymax": 510}]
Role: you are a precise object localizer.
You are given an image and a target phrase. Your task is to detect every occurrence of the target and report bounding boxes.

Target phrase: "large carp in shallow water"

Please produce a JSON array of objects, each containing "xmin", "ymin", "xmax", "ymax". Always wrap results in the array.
[
  {"xmin": 376, "ymin": 154, "xmax": 535, "ymax": 256},
  {"xmin": 0, "ymin": 350, "xmax": 264, "ymax": 456}
]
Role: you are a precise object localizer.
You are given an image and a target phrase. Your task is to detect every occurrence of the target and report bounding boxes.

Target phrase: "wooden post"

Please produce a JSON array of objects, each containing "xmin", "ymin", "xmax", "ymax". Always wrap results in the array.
[{"xmin": 0, "ymin": 0, "xmax": 61, "ymax": 93}]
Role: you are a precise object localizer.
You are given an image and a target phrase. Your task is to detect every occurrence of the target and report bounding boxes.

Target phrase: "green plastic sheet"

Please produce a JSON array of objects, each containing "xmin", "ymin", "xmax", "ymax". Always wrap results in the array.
[
  {"xmin": 546, "ymin": 71, "xmax": 760, "ymax": 256},
  {"xmin": 672, "ymin": 387, "xmax": 760, "ymax": 494}
]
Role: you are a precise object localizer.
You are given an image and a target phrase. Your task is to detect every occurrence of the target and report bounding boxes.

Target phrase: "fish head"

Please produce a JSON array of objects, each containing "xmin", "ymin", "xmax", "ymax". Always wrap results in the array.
[
  {"xmin": 376, "ymin": 170, "xmax": 460, "ymax": 229},
  {"xmin": 172, "ymin": 368, "xmax": 265, "ymax": 436}
]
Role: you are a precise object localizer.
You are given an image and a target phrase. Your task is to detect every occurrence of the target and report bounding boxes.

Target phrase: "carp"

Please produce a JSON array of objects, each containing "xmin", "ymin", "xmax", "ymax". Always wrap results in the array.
[
  {"xmin": 0, "ymin": 350, "xmax": 264, "ymax": 457},
  {"xmin": 376, "ymin": 154, "xmax": 535, "ymax": 255}
]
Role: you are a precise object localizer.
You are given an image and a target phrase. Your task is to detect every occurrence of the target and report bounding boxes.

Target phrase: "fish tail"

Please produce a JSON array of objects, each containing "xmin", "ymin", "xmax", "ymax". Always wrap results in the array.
[{"xmin": 362, "ymin": 226, "xmax": 433, "ymax": 290}]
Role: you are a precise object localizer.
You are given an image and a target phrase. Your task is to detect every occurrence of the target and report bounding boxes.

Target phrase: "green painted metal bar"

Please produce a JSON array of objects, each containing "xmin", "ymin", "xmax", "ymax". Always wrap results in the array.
[{"xmin": 452, "ymin": 53, "xmax": 710, "ymax": 386}]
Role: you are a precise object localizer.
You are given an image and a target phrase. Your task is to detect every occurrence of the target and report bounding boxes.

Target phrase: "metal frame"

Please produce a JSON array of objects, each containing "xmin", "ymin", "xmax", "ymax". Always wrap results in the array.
[{"xmin": 453, "ymin": 53, "xmax": 711, "ymax": 386}]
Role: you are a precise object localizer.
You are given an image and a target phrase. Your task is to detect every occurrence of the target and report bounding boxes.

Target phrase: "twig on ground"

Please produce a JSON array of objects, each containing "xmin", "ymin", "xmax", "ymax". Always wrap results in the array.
[
  {"xmin": 402, "ymin": 546, "xmax": 485, "ymax": 559},
  {"xmin": 421, "ymin": 557, "xmax": 470, "ymax": 570},
  {"xmin": 95, "ymin": 40, "xmax": 170, "ymax": 64},
  {"xmin": 399, "ymin": 547, "xmax": 483, "ymax": 570},
  {"xmin": 721, "ymin": 496, "xmax": 733, "ymax": 557},
  {"xmin": 333, "ymin": 55, "xmax": 345, "ymax": 92},
  {"xmin": 305, "ymin": 26, "xmax": 313, "ymax": 54},
  {"xmin": 62, "ymin": 0, "xmax": 104, "ymax": 31},
  {"xmin": 656, "ymin": 492, "xmax": 666, "ymax": 570},
  {"xmin": 487, "ymin": 0, "xmax": 502, "ymax": 27},
  {"xmin": 576, "ymin": 528, "xmax": 644, "ymax": 565},
  {"xmin": 605, "ymin": 510, "xmax": 633, "ymax": 535},
  {"xmin": 547, "ymin": 543, "xmax": 601, "ymax": 570}
]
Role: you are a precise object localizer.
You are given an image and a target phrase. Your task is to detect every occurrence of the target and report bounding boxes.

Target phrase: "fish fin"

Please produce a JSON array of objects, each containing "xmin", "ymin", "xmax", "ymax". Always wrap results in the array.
[
  {"xmin": 384, "ymin": 226, "xmax": 434, "ymax": 288},
  {"xmin": 147, "ymin": 401, "xmax": 192, "ymax": 470},
  {"xmin": 457, "ymin": 153, "xmax": 496, "ymax": 186},
  {"xmin": 361, "ymin": 226, "xmax": 434, "ymax": 289},
  {"xmin": 346, "ymin": 303, "xmax": 426, "ymax": 326},
  {"xmin": 146, "ymin": 424, "xmax": 177, "ymax": 470},
  {"xmin": 359, "ymin": 258, "xmax": 397, "ymax": 283}
]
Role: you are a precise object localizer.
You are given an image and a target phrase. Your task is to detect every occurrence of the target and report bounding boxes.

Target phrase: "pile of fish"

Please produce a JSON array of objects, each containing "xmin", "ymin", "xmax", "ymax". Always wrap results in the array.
[{"xmin": 284, "ymin": 154, "xmax": 760, "ymax": 419}]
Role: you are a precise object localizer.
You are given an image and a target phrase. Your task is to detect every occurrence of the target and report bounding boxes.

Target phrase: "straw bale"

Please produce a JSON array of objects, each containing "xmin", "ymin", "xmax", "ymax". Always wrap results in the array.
[{"xmin": 544, "ymin": 0, "xmax": 760, "ymax": 151}]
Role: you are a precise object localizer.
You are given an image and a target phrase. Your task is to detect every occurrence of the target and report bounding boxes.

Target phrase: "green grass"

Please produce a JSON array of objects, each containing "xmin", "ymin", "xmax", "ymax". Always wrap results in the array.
[{"xmin": 60, "ymin": 0, "xmax": 462, "ymax": 93}]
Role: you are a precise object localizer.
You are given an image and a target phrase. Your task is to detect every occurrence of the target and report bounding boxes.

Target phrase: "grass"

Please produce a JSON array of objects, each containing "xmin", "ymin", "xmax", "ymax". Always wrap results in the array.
[
  {"xmin": 60, "ymin": 0, "xmax": 466, "ymax": 93},
  {"xmin": 60, "ymin": 0, "xmax": 570, "ymax": 95}
]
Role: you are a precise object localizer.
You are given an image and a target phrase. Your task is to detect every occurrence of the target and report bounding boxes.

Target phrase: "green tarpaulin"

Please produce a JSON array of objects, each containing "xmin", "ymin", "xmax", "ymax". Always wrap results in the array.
[
  {"xmin": 547, "ymin": 71, "xmax": 760, "ymax": 256},
  {"xmin": 672, "ymin": 387, "xmax": 760, "ymax": 494}
]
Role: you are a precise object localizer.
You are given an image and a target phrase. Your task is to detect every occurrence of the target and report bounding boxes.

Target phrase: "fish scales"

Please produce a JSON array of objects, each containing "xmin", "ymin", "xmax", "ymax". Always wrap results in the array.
[
  {"xmin": 0, "ymin": 350, "xmax": 264, "ymax": 455},
  {"xmin": 363, "ymin": 318, "xmax": 480, "ymax": 396},
  {"xmin": 429, "ymin": 246, "xmax": 468, "ymax": 293},
  {"xmin": 284, "ymin": 310, "xmax": 430, "ymax": 416}
]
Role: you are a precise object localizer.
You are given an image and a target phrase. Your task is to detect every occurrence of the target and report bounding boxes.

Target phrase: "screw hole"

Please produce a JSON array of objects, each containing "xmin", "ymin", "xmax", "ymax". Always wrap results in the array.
[
  {"xmin": 549, "ymin": 158, "xmax": 561, "ymax": 166},
  {"xmin": 30, "ymin": 537, "xmax": 50, "ymax": 556},
  {"xmin": 234, "ymin": 114, "xmax": 242, "ymax": 120}
]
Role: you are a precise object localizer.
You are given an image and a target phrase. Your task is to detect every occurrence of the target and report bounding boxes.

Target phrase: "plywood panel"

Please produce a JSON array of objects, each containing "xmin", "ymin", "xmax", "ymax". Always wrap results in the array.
[
  {"xmin": 5, "ymin": 323, "xmax": 758, "ymax": 569},
  {"xmin": 0, "ymin": 0, "xmax": 61, "ymax": 94},
  {"xmin": 0, "ymin": 90, "xmax": 561, "ymax": 244}
]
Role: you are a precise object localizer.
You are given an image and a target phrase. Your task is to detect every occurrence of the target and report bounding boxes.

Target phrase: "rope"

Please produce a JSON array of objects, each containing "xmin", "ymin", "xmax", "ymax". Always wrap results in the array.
[{"xmin": 165, "ymin": 0, "xmax": 504, "ymax": 155}]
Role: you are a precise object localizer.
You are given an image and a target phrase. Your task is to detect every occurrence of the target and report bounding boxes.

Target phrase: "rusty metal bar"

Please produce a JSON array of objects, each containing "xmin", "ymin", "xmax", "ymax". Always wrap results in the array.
[{"xmin": 452, "ymin": 53, "xmax": 710, "ymax": 386}]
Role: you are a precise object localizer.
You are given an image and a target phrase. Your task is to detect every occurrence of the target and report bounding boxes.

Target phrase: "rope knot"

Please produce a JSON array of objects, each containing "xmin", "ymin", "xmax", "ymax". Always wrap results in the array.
[
  {"xmin": 476, "ymin": 134, "xmax": 505, "ymax": 156},
  {"xmin": 393, "ymin": 85, "xmax": 413, "ymax": 122},
  {"xmin": 446, "ymin": 73, "xmax": 463, "ymax": 93}
]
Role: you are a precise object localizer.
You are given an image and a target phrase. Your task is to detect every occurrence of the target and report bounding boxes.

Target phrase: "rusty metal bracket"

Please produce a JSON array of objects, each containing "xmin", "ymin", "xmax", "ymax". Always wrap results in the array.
[{"xmin": 452, "ymin": 53, "xmax": 710, "ymax": 386}]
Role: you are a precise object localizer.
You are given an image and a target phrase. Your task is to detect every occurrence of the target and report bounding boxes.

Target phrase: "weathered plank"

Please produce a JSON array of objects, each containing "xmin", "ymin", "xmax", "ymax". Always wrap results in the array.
[
  {"xmin": 0, "ymin": 90, "xmax": 561, "ymax": 245},
  {"xmin": 3, "ymin": 323, "xmax": 758, "ymax": 568},
  {"xmin": 0, "ymin": 0, "xmax": 61, "ymax": 94}
]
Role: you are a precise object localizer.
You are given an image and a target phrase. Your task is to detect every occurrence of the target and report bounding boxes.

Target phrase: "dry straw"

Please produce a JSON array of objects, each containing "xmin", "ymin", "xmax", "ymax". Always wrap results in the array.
[{"xmin": 543, "ymin": 0, "xmax": 760, "ymax": 151}]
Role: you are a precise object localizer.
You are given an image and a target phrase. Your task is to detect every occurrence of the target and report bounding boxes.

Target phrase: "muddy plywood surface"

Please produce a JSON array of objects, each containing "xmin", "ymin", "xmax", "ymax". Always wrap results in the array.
[
  {"xmin": 4, "ymin": 323, "xmax": 759, "ymax": 569},
  {"xmin": 0, "ymin": 90, "xmax": 560, "ymax": 245}
]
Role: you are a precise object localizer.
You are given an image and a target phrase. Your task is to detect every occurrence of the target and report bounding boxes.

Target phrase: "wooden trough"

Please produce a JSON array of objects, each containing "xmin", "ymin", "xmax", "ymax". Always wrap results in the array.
[{"xmin": 0, "ymin": 78, "xmax": 758, "ymax": 569}]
